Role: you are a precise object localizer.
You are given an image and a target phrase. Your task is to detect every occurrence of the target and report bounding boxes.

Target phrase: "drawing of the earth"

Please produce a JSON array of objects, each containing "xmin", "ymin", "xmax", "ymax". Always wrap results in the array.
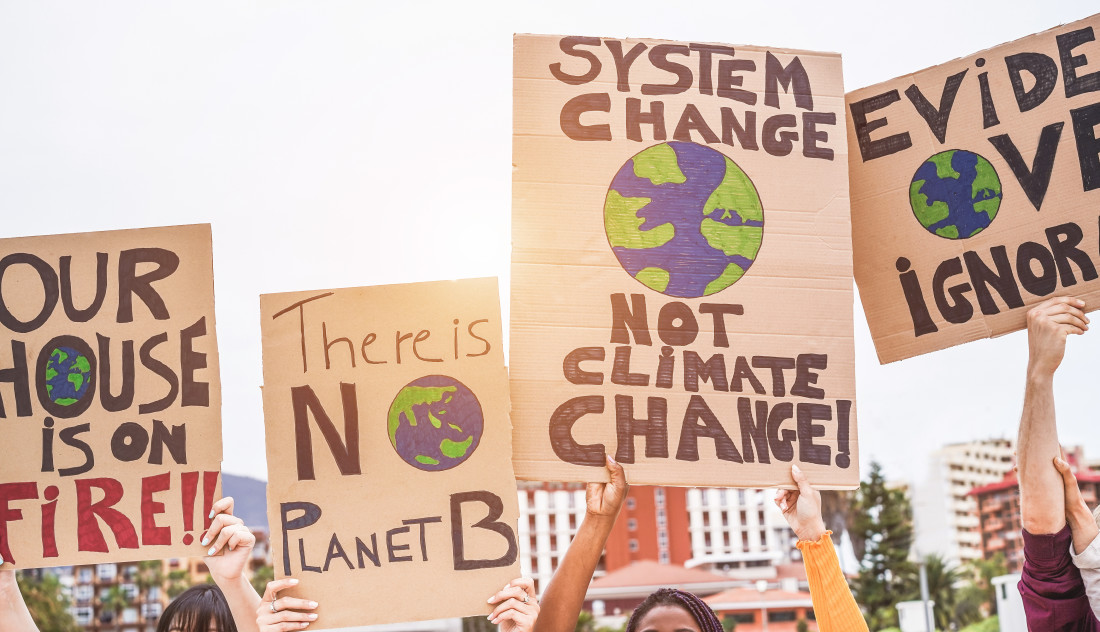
[
  {"xmin": 44, "ymin": 345, "xmax": 92, "ymax": 407},
  {"xmin": 387, "ymin": 375, "xmax": 483, "ymax": 472},
  {"xmin": 909, "ymin": 149, "xmax": 1002, "ymax": 239},
  {"xmin": 604, "ymin": 141, "xmax": 764, "ymax": 298}
]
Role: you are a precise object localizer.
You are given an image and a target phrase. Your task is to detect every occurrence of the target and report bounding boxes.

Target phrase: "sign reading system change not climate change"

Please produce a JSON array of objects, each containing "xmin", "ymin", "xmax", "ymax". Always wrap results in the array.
[{"xmin": 511, "ymin": 34, "xmax": 858, "ymax": 489}]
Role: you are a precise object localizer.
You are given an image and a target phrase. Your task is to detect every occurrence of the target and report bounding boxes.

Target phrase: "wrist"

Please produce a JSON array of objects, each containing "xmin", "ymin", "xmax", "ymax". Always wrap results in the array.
[
  {"xmin": 796, "ymin": 520, "xmax": 827, "ymax": 543},
  {"xmin": 1069, "ymin": 502, "xmax": 1096, "ymax": 529}
]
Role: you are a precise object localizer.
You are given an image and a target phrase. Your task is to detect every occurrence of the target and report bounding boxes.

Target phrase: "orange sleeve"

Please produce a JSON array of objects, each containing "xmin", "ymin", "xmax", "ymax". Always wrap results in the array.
[{"xmin": 796, "ymin": 531, "xmax": 868, "ymax": 632}]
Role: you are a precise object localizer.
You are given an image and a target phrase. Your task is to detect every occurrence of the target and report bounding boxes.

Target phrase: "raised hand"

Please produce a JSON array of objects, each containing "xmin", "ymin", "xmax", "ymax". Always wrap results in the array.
[
  {"xmin": 486, "ymin": 577, "xmax": 539, "ymax": 632},
  {"xmin": 775, "ymin": 465, "xmax": 827, "ymax": 542},
  {"xmin": 1026, "ymin": 296, "xmax": 1088, "ymax": 379},
  {"xmin": 202, "ymin": 497, "xmax": 256, "ymax": 582},
  {"xmin": 586, "ymin": 455, "xmax": 628, "ymax": 519},
  {"xmin": 256, "ymin": 578, "xmax": 318, "ymax": 632}
]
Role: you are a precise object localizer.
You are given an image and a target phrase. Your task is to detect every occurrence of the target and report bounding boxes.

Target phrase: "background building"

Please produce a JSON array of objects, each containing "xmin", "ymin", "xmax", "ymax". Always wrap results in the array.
[
  {"xmin": 912, "ymin": 438, "xmax": 1015, "ymax": 568},
  {"xmin": 972, "ymin": 452, "xmax": 1100, "ymax": 573}
]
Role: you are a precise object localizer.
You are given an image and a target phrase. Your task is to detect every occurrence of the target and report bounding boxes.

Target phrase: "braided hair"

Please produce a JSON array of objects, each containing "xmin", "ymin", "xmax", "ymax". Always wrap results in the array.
[{"xmin": 625, "ymin": 588, "xmax": 725, "ymax": 632}]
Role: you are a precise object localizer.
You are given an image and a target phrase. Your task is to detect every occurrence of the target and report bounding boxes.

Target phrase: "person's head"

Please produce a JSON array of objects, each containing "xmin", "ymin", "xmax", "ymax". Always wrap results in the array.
[
  {"xmin": 625, "ymin": 588, "xmax": 724, "ymax": 632},
  {"xmin": 157, "ymin": 584, "xmax": 236, "ymax": 632}
]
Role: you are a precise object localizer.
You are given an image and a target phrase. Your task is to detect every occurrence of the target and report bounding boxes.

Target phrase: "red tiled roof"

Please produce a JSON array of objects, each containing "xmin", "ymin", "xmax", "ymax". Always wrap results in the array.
[
  {"xmin": 591, "ymin": 560, "xmax": 730, "ymax": 589},
  {"xmin": 971, "ymin": 469, "xmax": 1100, "ymax": 496},
  {"xmin": 705, "ymin": 587, "xmax": 813, "ymax": 610}
]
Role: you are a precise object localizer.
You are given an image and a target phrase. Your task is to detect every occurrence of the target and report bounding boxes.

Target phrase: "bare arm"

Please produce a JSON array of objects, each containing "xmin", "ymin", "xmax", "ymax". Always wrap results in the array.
[
  {"xmin": 0, "ymin": 566, "xmax": 39, "ymax": 632},
  {"xmin": 203, "ymin": 497, "xmax": 262, "ymax": 632},
  {"xmin": 534, "ymin": 456, "xmax": 626, "ymax": 632},
  {"xmin": 1018, "ymin": 297, "xmax": 1088, "ymax": 535}
]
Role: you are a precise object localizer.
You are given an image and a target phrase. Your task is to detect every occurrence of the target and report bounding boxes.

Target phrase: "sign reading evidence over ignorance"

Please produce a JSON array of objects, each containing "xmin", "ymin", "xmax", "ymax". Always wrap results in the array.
[
  {"xmin": 0, "ymin": 224, "xmax": 222, "ymax": 568},
  {"xmin": 260, "ymin": 278, "xmax": 520, "ymax": 629},
  {"xmin": 848, "ymin": 13, "xmax": 1100, "ymax": 363},
  {"xmin": 511, "ymin": 35, "xmax": 858, "ymax": 489}
]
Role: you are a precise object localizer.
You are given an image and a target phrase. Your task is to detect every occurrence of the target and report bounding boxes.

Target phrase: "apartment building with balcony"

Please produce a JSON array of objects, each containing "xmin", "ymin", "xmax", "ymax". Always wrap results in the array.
[{"xmin": 972, "ymin": 456, "xmax": 1100, "ymax": 573}]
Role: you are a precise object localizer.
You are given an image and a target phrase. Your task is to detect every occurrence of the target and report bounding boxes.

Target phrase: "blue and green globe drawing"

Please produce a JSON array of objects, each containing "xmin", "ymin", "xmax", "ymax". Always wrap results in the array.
[
  {"xmin": 387, "ymin": 375, "xmax": 483, "ymax": 472},
  {"xmin": 44, "ymin": 345, "xmax": 92, "ymax": 407},
  {"xmin": 909, "ymin": 149, "xmax": 1002, "ymax": 239},
  {"xmin": 604, "ymin": 141, "xmax": 764, "ymax": 298}
]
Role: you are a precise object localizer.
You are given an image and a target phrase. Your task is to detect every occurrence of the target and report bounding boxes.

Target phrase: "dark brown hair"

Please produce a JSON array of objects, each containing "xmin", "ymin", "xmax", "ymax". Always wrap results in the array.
[
  {"xmin": 157, "ymin": 584, "xmax": 236, "ymax": 632},
  {"xmin": 625, "ymin": 588, "xmax": 724, "ymax": 632}
]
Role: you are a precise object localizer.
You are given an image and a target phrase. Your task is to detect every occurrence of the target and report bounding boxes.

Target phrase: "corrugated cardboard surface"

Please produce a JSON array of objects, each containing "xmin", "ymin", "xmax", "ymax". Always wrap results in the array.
[
  {"xmin": 260, "ymin": 278, "xmax": 519, "ymax": 629},
  {"xmin": 847, "ymin": 13, "xmax": 1100, "ymax": 363},
  {"xmin": 0, "ymin": 224, "xmax": 221, "ymax": 568},
  {"xmin": 511, "ymin": 35, "xmax": 857, "ymax": 489}
]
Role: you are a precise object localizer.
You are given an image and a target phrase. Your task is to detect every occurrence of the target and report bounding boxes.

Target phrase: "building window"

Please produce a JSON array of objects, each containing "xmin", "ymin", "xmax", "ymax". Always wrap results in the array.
[
  {"xmin": 74, "ymin": 607, "xmax": 94, "ymax": 626},
  {"xmin": 96, "ymin": 564, "xmax": 116, "ymax": 582}
]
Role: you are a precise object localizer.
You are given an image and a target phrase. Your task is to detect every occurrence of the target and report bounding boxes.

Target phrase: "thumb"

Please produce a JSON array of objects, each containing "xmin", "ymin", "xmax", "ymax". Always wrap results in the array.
[
  {"xmin": 1053, "ymin": 456, "xmax": 1074, "ymax": 480},
  {"xmin": 791, "ymin": 464, "xmax": 813, "ymax": 495},
  {"xmin": 607, "ymin": 454, "xmax": 627, "ymax": 490}
]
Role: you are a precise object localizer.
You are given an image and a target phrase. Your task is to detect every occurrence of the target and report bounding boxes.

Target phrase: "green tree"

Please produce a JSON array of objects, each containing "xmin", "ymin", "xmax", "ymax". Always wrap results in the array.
[
  {"xmin": 250, "ymin": 564, "xmax": 274, "ymax": 596},
  {"xmin": 968, "ymin": 552, "xmax": 1008, "ymax": 615},
  {"xmin": 909, "ymin": 554, "xmax": 962, "ymax": 631},
  {"xmin": 795, "ymin": 619, "xmax": 808, "ymax": 632},
  {"xmin": 135, "ymin": 560, "xmax": 164, "ymax": 624},
  {"xmin": 851, "ymin": 461, "xmax": 914, "ymax": 630},
  {"xmin": 721, "ymin": 614, "xmax": 737, "ymax": 631},
  {"xmin": 101, "ymin": 584, "xmax": 131, "ymax": 631},
  {"xmin": 16, "ymin": 571, "xmax": 80, "ymax": 632},
  {"xmin": 166, "ymin": 569, "xmax": 191, "ymax": 599}
]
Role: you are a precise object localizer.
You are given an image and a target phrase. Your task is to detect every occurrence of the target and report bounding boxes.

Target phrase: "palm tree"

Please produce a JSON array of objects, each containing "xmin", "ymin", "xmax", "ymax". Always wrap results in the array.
[{"xmin": 908, "ymin": 553, "xmax": 962, "ymax": 631}]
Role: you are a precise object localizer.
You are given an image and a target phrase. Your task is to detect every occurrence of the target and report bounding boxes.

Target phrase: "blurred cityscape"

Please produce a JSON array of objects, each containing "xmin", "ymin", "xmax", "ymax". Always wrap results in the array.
[{"xmin": 19, "ymin": 443, "xmax": 1100, "ymax": 632}]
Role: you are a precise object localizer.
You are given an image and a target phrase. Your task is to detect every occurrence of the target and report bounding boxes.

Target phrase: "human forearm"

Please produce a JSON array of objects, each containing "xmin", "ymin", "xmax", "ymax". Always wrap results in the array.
[
  {"xmin": 213, "ymin": 573, "xmax": 261, "ymax": 632},
  {"xmin": 1068, "ymin": 503, "xmax": 1100, "ymax": 556},
  {"xmin": 0, "ymin": 569, "xmax": 39, "ymax": 632},
  {"xmin": 534, "ymin": 512, "xmax": 616, "ymax": 632},
  {"xmin": 1018, "ymin": 374, "xmax": 1066, "ymax": 534}
]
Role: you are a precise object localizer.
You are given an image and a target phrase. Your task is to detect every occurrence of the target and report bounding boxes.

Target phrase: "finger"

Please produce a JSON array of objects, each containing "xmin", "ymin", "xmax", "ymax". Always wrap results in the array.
[
  {"xmin": 270, "ymin": 596, "xmax": 318, "ymax": 612},
  {"xmin": 226, "ymin": 527, "xmax": 256, "ymax": 552},
  {"xmin": 491, "ymin": 609, "xmax": 537, "ymax": 626},
  {"xmin": 201, "ymin": 512, "xmax": 242, "ymax": 547},
  {"xmin": 489, "ymin": 599, "xmax": 536, "ymax": 621},
  {"xmin": 791, "ymin": 464, "xmax": 814, "ymax": 496},
  {"xmin": 208, "ymin": 496, "xmax": 235, "ymax": 521},
  {"xmin": 606, "ymin": 454, "xmax": 626, "ymax": 490},
  {"xmin": 260, "ymin": 620, "xmax": 313, "ymax": 632},
  {"xmin": 487, "ymin": 585, "xmax": 528, "ymax": 605},
  {"xmin": 265, "ymin": 611, "xmax": 318, "ymax": 623},
  {"xmin": 261, "ymin": 578, "xmax": 299, "ymax": 602},
  {"xmin": 508, "ymin": 577, "xmax": 536, "ymax": 598},
  {"xmin": 1050, "ymin": 312, "xmax": 1089, "ymax": 331},
  {"xmin": 209, "ymin": 524, "xmax": 248, "ymax": 555},
  {"xmin": 611, "ymin": 457, "xmax": 629, "ymax": 496}
]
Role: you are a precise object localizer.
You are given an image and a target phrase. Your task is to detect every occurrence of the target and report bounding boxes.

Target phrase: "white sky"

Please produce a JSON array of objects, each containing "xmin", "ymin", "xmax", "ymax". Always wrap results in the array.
[{"xmin": 0, "ymin": 0, "xmax": 1098, "ymax": 489}]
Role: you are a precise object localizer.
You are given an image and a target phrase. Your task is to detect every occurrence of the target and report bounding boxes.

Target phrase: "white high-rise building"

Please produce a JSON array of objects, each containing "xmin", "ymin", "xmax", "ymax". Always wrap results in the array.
[{"xmin": 913, "ymin": 438, "xmax": 1015, "ymax": 569}]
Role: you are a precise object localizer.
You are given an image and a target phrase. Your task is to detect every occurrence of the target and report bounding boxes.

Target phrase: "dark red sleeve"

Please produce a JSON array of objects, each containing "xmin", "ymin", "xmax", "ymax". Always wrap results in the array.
[{"xmin": 1019, "ymin": 525, "xmax": 1100, "ymax": 631}]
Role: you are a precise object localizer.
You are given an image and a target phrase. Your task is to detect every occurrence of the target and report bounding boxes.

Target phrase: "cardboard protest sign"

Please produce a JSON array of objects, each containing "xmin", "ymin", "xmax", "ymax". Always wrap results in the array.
[
  {"xmin": 511, "ymin": 35, "xmax": 857, "ymax": 489},
  {"xmin": 0, "ymin": 224, "xmax": 221, "ymax": 568},
  {"xmin": 847, "ymin": 14, "xmax": 1100, "ymax": 363},
  {"xmin": 260, "ymin": 278, "xmax": 520, "ymax": 629}
]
